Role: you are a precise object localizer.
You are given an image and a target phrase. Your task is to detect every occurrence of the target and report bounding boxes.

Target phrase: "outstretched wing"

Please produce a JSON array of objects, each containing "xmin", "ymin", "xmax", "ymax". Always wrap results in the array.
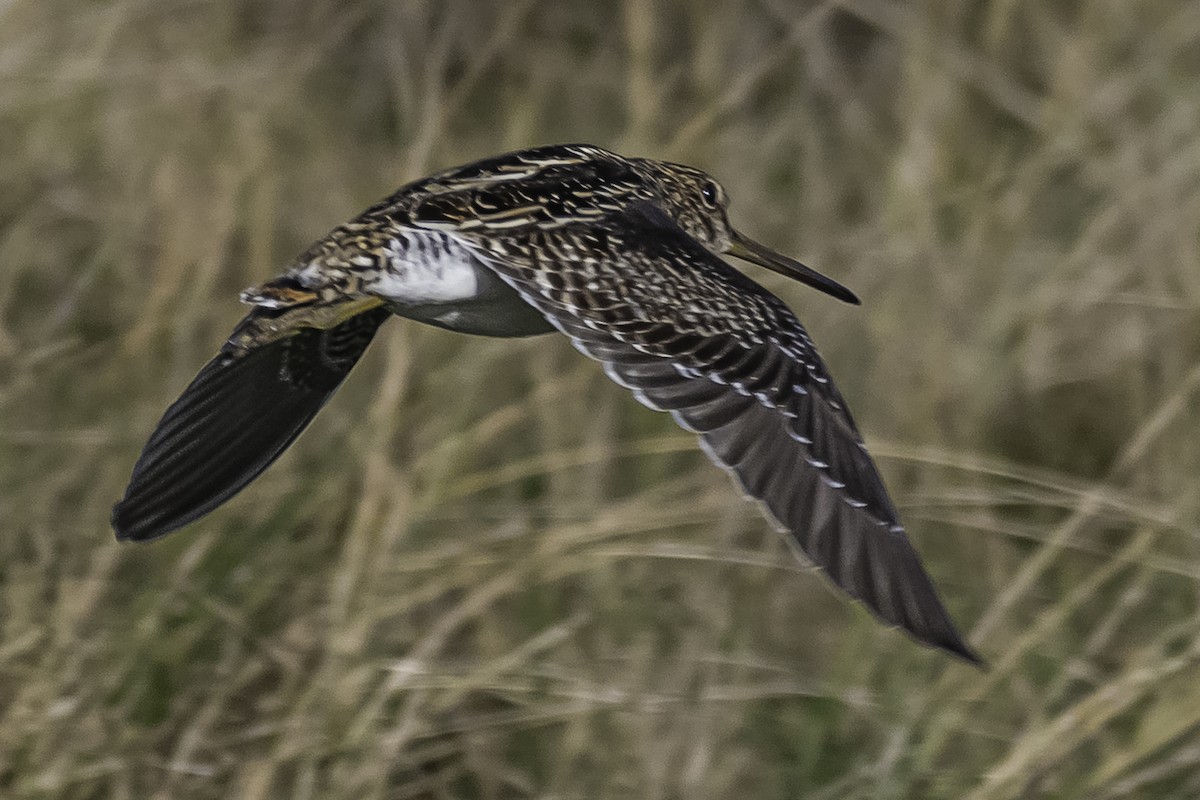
[
  {"xmin": 112, "ymin": 307, "xmax": 391, "ymax": 541},
  {"xmin": 465, "ymin": 205, "xmax": 979, "ymax": 662}
]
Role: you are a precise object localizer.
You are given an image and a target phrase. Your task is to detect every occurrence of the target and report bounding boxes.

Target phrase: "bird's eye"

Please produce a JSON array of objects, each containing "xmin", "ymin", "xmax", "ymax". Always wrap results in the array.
[{"xmin": 700, "ymin": 181, "xmax": 720, "ymax": 207}]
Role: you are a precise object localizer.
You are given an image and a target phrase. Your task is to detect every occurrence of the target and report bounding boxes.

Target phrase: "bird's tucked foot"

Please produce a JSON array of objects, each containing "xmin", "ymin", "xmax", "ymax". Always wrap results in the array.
[
  {"xmin": 239, "ymin": 274, "xmax": 321, "ymax": 308},
  {"xmin": 221, "ymin": 274, "xmax": 383, "ymax": 362}
]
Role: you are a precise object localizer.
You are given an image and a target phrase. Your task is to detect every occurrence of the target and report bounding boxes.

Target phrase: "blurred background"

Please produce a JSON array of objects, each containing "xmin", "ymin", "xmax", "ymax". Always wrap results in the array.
[{"xmin": 2, "ymin": 0, "xmax": 1199, "ymax": 797}]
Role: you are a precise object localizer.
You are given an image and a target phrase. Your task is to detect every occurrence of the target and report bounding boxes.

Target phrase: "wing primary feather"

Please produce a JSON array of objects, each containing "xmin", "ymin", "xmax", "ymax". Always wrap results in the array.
[{"xmin": 112, "ymin": 307, "xmax": 390, "ymax": 541}]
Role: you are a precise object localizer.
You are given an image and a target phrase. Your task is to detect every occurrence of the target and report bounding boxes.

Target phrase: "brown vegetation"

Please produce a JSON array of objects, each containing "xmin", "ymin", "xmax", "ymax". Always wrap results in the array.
[{"xmin": 1, "ymin": 1, "xmax": 1198, "ymax": 797}]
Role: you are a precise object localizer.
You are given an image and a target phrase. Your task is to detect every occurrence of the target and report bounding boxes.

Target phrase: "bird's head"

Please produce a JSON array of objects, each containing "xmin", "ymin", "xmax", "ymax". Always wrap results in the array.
[{"xmin": 638, "ymin": 158, "xmax": 860, "ymax": 305}]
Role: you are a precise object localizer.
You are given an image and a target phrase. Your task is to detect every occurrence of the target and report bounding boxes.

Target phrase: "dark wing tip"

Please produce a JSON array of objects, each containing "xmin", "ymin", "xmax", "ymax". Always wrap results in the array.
[
  {"xmin": 111, "ymin": 498, "xmax": 175, "ymax": 542},
  {"xmin": 113, "ymin": 308, "xmax": 389, "ymax": 543},
  {"xmin": 110, "ymin": 342, "xmax": 320, "ymax": 543},
  {"xmin": 925, "ymin": 614, "xmax": 985, "ymax": 666},
  {"xmin": 882, "ymin": 536, "xmax": 982, "ymax": 666},
  {"xmin": 945, "ymin": 634, "xmax": 986, "ymax": 667}
]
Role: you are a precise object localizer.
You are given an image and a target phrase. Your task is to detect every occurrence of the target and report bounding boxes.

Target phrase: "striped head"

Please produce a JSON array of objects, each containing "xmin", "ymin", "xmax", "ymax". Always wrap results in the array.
[
  {"xmin": 634, "ymin": 157, "xmax": 860, "ymax": 305},
  {"xmin": 633, "ymin": 159, "xmax": 735, "ymax": 252}
]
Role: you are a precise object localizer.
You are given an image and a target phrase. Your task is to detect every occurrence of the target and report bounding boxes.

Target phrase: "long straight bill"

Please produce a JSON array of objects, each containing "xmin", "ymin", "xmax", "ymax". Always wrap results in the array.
[{"xmin": 727, "ymin": 230, "xmax": 860, "ymax": 305}]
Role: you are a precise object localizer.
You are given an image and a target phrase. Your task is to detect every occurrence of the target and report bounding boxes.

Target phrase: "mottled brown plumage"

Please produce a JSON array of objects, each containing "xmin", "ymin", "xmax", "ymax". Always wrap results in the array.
[{"xmin": 113, "ymin": 144, "xmax": 980, "ymax": 664}]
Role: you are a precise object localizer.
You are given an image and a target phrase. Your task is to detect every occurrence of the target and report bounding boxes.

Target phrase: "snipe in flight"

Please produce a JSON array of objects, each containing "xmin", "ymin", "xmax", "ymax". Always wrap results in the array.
[{"xmin": 112, "ymin": 144, "xmax": 980, "ymax": 664}]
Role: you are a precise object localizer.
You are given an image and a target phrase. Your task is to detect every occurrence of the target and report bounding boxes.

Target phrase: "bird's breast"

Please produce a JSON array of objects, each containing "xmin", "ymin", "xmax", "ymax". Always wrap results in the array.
[
  {"xmin": 368, "ymin": 230, "xmax": 553, "ymax": 337},
  {"xmin": 368, "ymin": 231, "xmax": 483, "ymax": 304}
]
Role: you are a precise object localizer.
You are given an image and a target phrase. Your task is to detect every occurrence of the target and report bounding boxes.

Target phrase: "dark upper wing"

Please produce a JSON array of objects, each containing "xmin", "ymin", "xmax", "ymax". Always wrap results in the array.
[
  {"xmin": 112, "ymin": 307, "xmax": 390, "ymax": 541},
  {"xmin": 466, "ymin": 206, "xmax": 979, "ymax": 663}
]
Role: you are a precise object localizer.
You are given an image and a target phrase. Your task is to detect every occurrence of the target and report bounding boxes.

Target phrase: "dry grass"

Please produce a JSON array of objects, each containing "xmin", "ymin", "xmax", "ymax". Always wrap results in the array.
[{"xmin": 1, "ymin": 0, "xmax": 1199, "ymax": 797}]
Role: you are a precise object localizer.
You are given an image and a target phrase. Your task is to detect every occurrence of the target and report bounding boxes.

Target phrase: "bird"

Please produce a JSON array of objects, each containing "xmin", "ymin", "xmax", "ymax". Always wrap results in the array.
[{"xmin": 111, "ymin": 144, "xmax": 980, "ymax": 664}]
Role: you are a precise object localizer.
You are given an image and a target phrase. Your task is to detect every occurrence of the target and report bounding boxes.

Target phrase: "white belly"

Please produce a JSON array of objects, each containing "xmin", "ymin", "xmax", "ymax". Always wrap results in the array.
[
  {"xmin": 366, "ymin": 230, "xmax": 553, "ymax": 337},
  {"xmin": 368, "ymin": 232, "xmax": 480, "ymax": 304}
]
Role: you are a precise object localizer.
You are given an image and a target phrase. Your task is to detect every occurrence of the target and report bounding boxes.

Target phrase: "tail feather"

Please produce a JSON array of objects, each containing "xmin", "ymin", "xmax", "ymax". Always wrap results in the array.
[{"xmin": 112, "ymin": 306, "xmax": 391, "ymax": 541}]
